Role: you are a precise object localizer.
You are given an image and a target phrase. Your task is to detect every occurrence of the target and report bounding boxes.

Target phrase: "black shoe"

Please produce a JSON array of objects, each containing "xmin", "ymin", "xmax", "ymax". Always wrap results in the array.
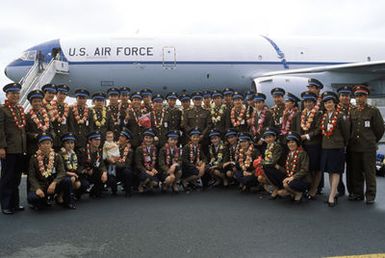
[
  {"xmin": 2, "ymin": 209, "xmax": 14, "ymax": 215},
  {"xmin": 328, "ymin": 201, "xmax": 336, "ymax": 207},
  {"xmin": 348, "ymin": 194, "xmax": 364, "ymax": 201},
  {"xmin": 14, "ymin": 205, "xmax": 25, "ymax": 211},
  {"xmin": 65, "ymin": 203, "xmax": 76, "ymax": 209},
  {"xmin": 366, "ymin": 199, "xmax": 375, "ymax": 205}
]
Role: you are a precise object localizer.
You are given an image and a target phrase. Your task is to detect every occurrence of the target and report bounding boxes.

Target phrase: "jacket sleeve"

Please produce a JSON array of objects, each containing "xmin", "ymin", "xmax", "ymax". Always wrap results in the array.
[
  {"xmin": 308, "ymin": 113, "xmax": 322, "ymax": 139},
  {"xmin": 134, "ymin": 147, "xmax": 146, "ymax": 174},
  {"xmin": 339, "ymin": 114, "xmax": 351, "ymax": 146},
  {"xmin": 0, "ymin": 107, "xmax": 6, "ymax": 149},
  {"xmin": 372, "ymin": 107, "xmax": 385, "ymax": 142},
  {"xmin": 28, "ymin": 157, "xmax": 41, "ymax": 191},
  {"xmin": 53, "ymin": 154, "xmax": 66, "ymax": 183}
]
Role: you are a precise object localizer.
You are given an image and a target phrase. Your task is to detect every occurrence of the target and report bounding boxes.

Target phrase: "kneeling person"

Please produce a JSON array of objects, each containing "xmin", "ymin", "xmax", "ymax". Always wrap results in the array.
[{"xmin": 207, "ymin": 129, "xmax": 229, "ymax": 187}]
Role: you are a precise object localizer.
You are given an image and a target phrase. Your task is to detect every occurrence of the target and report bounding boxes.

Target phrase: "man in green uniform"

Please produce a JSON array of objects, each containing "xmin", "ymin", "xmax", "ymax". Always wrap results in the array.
[
  {"xmin": 106, "ymin": 87, "xmax": 122, "ymax": 140},
  {"xmin": 51, "ymin": 84, "xmax": 70, "ymax": 150}
]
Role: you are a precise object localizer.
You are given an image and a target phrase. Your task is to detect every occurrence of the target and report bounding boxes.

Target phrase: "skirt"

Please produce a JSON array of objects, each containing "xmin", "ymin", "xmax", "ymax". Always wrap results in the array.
[{"xmin": 320, "ymin": 148, "xmax": 345, "ymax": 174}]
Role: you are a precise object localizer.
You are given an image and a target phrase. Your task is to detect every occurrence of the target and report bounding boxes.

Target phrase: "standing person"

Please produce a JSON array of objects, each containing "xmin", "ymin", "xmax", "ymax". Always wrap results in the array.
[
  {"xmin": 68, "ymin": 89, "xmax": 91, "ymax": 154},
  {"xmin": 202, "ymin": 91, "xmax": 212, "ymax": 111},
  {"xmin": 78, "ymin": 131, "xmax": 108, "ymax": 198},
  {"xmin": 245, "ymin": 90, "xmax": 255, "ymax": 124},
  {"xmin": 135, "ymin": 128, "xmax": 159, "ymax": 193},
  {"xmin": 229, "ymin": 92, "xmax": 248, "ymax": 132},
  {"xmin": 206, "ymin": 129, "xmax": 228, "ymax": 187},
  {"xmin": 337, "ymin": 86, "xmax": 354, "ymax": 196},
  {"xmin": 320, "ymin": 92, "xmax": 350, "ymax": 207},
  {"xmin": 0, "ymin": 83, "xmax": 27, "ymax": 215},
  {"xmin": 164, "ymin": 92, "xmax": 182, "ymax": 132},
  {"xmin": 348, "ymin": 85, "xmax": 385, "ymax": 204},
  {"xmin": 179, "ymin": 93, "xmax": 191, "ymax": 145},
  {"xmin": 158, "ymin": 130, "xmax": 182, "ymax": 192},
  {"xmin": 89, "ymin": 92, "xmax": 113, "ymax": 139},
  {"xmin": 296, "ymin": 91, "xmax": 322, "ymax": 200},
  {"xmin": 280, "ymin": 93, "xmax": 300, "ymax": 145},
  {"xmin": 106, "ymin": 87, "xmax": 122, "ymax": 141},
  {"xmin": 119, "ymin": 87, "xmax": 131, "ymax": 128},
  {"xmin": 27, "ymin": 133, "xmax": 75, "ymax": 210},
  {"xmin": 234, "ymin": 132, "xmax": 259, "ymax": 191},
  {"xmin": 248, "ymin": 93, "xmax": 273, "ymax": 147},
  {"xmin": 51, "ymin": 84, "xmax": 70, "ymax": 150},
  {"xmin": 222, "ymin": 88, "xmax": 234, "ymax": 109},
  {"xmin": 41, "ymin": 84, "xmax": 57, "ymax": 111},
  {"xmin": 36, "ymin": 50, "xmax": 45, "ymax": 71},
  {"xmin": 151, "ymin": 94, "xmax": 167, "ymax": 147},
  {"xmin": 270, "ymin": 88, "xmax": 286, "ymax": 130},
  {"xmin": 210, "ymin": 90, "xmax": 228, "ymax": 134},
  {"xmin": 140, "ymin": 88, "xmax": 153, "ymax": 112}
]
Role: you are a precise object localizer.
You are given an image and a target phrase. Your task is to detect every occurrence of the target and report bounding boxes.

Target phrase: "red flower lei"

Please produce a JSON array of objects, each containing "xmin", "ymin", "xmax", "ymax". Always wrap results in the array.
[
  {"xmin": 189, "ymin": 143, "xmax": 201, "ymax": 164},
  {"xmin": 118, "ymin": 144, "xmax": 131, "ymax": 163},
  {"xmin": 29, "ymin": 108, "xmax": 50, "ymax": 132},
  {"xmin": 107, "ymin": 104, "xmax": 121, "ymax": 126},
  {"xmin": 272, "ymin": 103, "xmax": 284, "ymax": 125},
  {"xmin": 281, "ymin": 107, "xmax": 298, "ymax": 136},
  {"xmin": 152, "ymin": 109, "xmax": 165, "ymax": 128},
  {"xmin": 300, "ymin": 104, "xmax": 319, "ymax": 132},
  {"xmin": 321, "ymin": 106, "xmax": 341, "ymax": 137},
  {"xmin": 86, "ymin": 144, "xmax": 101, "ymax": 165},
  {"xmin": 72, "ymin": 104, "xmax": 89, "ymax": 124},
  {"xmin": 142, "ymin": 144, "xmax": 157, "ymax": 170},
  {"xmin": 250, "ymin": 107, "xmax": 268, "ymax": 136},
  {"xmin": 165, "ymin": 143, "xmax": 180, "ymax": 167},
  {"xmin": 237, "ymin": 144, "xmax": 254, "ymax": 171},
  {"xmin": 36, "ymin": 149, "xmax": 55, "ymax": 178},
  {"xmin": 4, "ymin": 100, "xmax": 26, "ymax": 129},
  {"xmin": 50, "ymin": 100, "xmax": 70, "ymax": 123},
  {"xmin": 285, "ymin": 147, "xmax": 302, "ymax": 177},
  {"xmin": 230, "ymin": 105, "xmax": 246, "ymax": 127}
]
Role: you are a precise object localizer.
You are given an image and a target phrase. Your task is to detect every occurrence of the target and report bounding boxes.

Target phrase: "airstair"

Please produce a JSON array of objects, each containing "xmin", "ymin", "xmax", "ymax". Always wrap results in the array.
[{"xmin": 19, "ymin": 58, "xmax": 69, "ymax": 110}]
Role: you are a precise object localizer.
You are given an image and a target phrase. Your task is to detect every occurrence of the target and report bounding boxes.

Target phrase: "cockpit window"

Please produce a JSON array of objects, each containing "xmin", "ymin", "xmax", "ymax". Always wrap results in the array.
[{"xmin": 20, "ymin": 50, "xmax": 37, "ymax": 61}]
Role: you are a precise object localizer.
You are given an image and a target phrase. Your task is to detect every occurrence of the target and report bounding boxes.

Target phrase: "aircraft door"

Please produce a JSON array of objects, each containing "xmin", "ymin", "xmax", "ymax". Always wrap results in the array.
[{"xmin": 162, "ymin": 47, "xmax": 176, "ymax": 68}]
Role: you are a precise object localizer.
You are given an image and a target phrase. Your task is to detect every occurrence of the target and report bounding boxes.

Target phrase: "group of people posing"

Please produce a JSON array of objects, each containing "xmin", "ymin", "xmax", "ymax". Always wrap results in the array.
[{"xmin": 0, "ymin": 78, "xmax": 384, "ymax": 215}]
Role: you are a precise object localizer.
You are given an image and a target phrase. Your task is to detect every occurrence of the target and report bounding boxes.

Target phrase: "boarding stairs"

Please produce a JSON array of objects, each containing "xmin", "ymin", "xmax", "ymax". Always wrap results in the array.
[{"xmin": 19, "ymin": 58, "xmax": 69, "ymax": 110}]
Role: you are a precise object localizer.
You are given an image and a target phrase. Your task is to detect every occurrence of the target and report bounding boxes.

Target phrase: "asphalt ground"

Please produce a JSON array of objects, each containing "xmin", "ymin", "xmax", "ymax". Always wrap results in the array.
[{"xmin": 0, "ymin": 175, "xmax": 385, "ymax": 258}]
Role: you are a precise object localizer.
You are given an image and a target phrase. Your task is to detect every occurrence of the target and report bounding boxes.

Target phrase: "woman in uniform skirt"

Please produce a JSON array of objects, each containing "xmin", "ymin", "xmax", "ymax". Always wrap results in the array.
[{"xmin": 320, "ymin": 92, "xmax": 350, "ymax": 207}]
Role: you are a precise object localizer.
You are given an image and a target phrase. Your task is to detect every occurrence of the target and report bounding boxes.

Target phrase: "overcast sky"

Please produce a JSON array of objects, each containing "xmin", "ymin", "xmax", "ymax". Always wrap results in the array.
[{"xmin": 1, "ymin": 0, "xmax": 385, "ymax": 99}]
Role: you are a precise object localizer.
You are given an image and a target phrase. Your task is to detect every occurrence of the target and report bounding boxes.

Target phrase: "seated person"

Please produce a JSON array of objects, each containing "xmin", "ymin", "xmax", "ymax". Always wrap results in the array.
[
  {"xmin": 223, "ymin": 128, "xmax": 239, "ymax": 183},
  {"xmin": 206, "ymin": 129, "xmax": 229, "ymax": 187}
]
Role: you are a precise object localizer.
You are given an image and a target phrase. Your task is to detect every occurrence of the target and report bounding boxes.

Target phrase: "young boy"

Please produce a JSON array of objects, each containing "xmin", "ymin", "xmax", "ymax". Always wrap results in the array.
[{"xmin": 103, "ymin": 131, "xmax": 120, "ymax": 177}]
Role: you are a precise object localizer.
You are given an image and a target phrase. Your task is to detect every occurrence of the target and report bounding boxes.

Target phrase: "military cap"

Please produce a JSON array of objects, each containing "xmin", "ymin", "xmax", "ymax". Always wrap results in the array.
[
  {"xmin": 211, "ymin": 90, "xmax": 223, "ymax": 98},
  {"xmin": 238, "ymin": 132, "xmax": 252, "ymax": 142},
  {"xmin": 225, "ymin": 128, "xmax": 238, "ymax": 138},
  {"xmin": 245, "ymin": 90, "xmax": 255, "ymax": 101},
  {"xmin": 191, "ymin": 92, "xmax": 203, "ymax": 100},
  {"xmin": 271, "ymin": 87, "xmax": 286, "ymax": 96},
  {"xmin": 285, "ymin": 92, "xmax": 300, "ymax": 103},
  {"xmin": 262, "ymin": 127, "xmax": 278, "ymax": 138},
  {"xmin": 232, "ymin": 91, "xmax": 243, "ymax": 100},
  {"xmin": 120, "ymin": 129, "xmax": 133, "ymax": 140},
  {"xmin": 166, "ymin": 92, "xmax": 178, "ymax": 100},
  {"xmin": 307, "ymin": 78, "xmax": 324, "ymax": 89},
  {"xmin": 353, "ymin": 84, "xmax": 370, "ymax": 95},
  {"xmin": 87, "ymin": 131, "xmax": 102, "ymax": 141},
  {"xmin": 131, "ymin": 91, "xmax": 143, "ymax": 99},
  {"xmin": 119, "ymin": 87, "xmax": 131, "ymax": 95},
  {"xmin": 166, "ymin": 130, "xmax": 181, "ymax": 139},
  {"xmin": 61, "ymin": 132, "xmax": 76, "ymax": 143},
  {"xmin": 254, "ymin": 93, "xmax": 266, "ymax": 102},
  {"xmin": 189, "ymin": 127, "xmax": 201, "ymax": 136},
  {"xmin": 179, "ymin": 93, "xmax": 191, "ymax": 102},
  {"xmin": 143, "ymin": 128, "xmax": 156, "ymax": 137},
  {"xmin": 92, "ymin": 92, "xmax": 106, "ymax": 101},
  {"xmin": 37, "ymin": 133, "xmax": 53, "ymax": 143},
  {"xmin": 337, "ymin": 86, "xmax": 352, "ymax": 96},
  {"xmin": 223, "ymin": 88, "xmax": 234, "ymax": 96},
  {"xmin": 321, "ymin": 91, "xmax": 339, "ymax": 103},
  {"xmin": 301, "ymin": 91, "xmax": 318, "ymax": 102},
  {"xmin": 27, "ymin": 90, "xmax": 44, "ymax": 102},
  {"xmin": 286, "ymin": 131, "xmax": 302, "ymax": 145},
  {"xmin": 41, "ymin": 83, "xmax": 57, "ymax": 93},
  {"xmin": 75, "ymin": 89, "xmax": 90, "ymax": 98},
  {"xmin": 202, "ymin": 90, "xmax": 212, "ymax": 98},
  {"xmin": 140, "ymin": 88, "xmax": 153, "ymax": 97},
  {"xmin": 153, "ymin": 94, "xmax": 164, "ymax": 102},
  {"xmin": 3, "ymin": 82, "xmax": 21, "ymax": 93},
  {"xmin": 56, "ymin": 84, "xmax": 70, "ymax": 94},
  {"xmin": 107, "ymin": 87, "xmax": 120, "ymax": 96},
  {"xmin": 208, "ymin": 129, "xmax": 221, "ymax": 138}
]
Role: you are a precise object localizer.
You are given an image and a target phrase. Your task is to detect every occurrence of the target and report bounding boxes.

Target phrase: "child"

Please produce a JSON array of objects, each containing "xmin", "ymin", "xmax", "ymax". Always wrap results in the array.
[{"xmin": 103, "ymin": 131, "xmax": 120, "ymax": 177}]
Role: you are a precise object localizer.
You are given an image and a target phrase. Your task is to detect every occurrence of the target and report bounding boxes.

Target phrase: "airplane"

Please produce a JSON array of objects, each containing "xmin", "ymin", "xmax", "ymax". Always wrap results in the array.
[{"xmin": 4, "ymin": 34, "xmax": 385, "ymax": 106}]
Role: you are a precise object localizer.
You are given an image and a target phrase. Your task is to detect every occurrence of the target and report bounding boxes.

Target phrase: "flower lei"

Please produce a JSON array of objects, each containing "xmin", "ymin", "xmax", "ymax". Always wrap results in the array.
[
  {"xmin": 36, "ymin": 148, "xmax": 55, "ymax": 178},
  {"xmin": 142, "ymin": 144, "xmax": 157, "ymax": 170},
  {"xmin": 300, "ymin": 104, "xmax": 319, "ymax": 132},
  {"xmin": 230, "ymin": 104, "xmax": 246, "ymax": 127},
  {"xmin": 285, "ymin": 147, "xmax": 302, "ymax": 177},
  {"xmin": 107, "ymin": 104, "xmax": 121, "ymax": 126},
  {"xmin": 29, "ymin": 107, "xmax": 50, "ymax": 132},
  {"xmin": 272, "ymin": 103, "xmax": 285, "ymax": 126},
  {"xmin": 43, "ymin": 99, "xmax": 54, "ymax": 112},
  {"xmin": 152, "ymin": 108, "xmax": 165, "ymax": 128},
  {"xmin": 281, "ymin": 107, "xmax": 298, "ymax": 136},
  {"xmin": 189, "ymin": 143, "xmax": 201, "ymax": 164},
  {"xmin": 229, "ymin": 143, "xmax": 238, "ymax": 162},
  {"xmin": 264, "ymin": 142, "xmax": 275, "ymax": 164},
  {"xmin": 72, "ymin": 104, "xmax": 89, "ymax": 124},
  {"xmin": 338, "ymin": 103, "xmax": 351, "ymax": 118},
  {"xmin": 92, "ymin": 106, "xmax": 107, "ymax": 127},
  {"xmin": 61, "ymin": 148, "xmax": 78, "ymax": 171},
  {"xmin": 209, "ymin": 142, "xmax": 225, "ymax": 166},
  {"xmin": 118, "ymin": 144, "xmax": 131, "ymax": 163},
  {"xmin": 321, "ymin": 106, "xmax": 341, "ymax": 137},
  {"xmin": 4, "ymin": 99, "xmax": 26, "ymax": 129},
  {"xmin": 165, "ymin": 143, "xmax": 180, "ymax": 167},
  {"xmin": 237, "ymin": 144, "xmax": 254, "ymax": 171},
  {"xmin": 50, "ymin": 100, "xmax": 69, "ymax": 123},
  {"xmin": 250, "ymin": 107, "xmax": 268, "ymax": 136},
  {"xmin": 86, "ymin": 144, "xmax": 101, "ymax": 165},
  {"xmin": 211, "ymin": 104, "xmax": 226, "ymax": 123}
]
